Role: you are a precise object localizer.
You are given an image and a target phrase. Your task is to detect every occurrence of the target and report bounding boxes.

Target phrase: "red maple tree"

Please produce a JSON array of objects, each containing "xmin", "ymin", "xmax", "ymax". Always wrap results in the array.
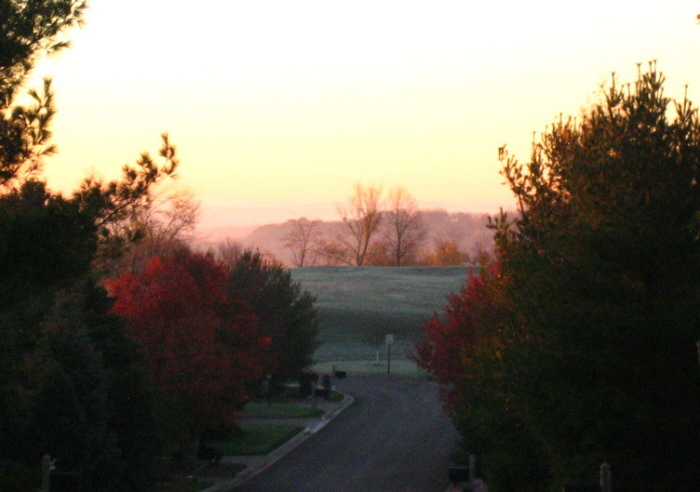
[
  {"xmin": 411, "ymin": 265, "xmax": 504, "ymax": 414},
  {"xmin": 107, "ymin": 249, "xmax": 267, "ymax": 430}
]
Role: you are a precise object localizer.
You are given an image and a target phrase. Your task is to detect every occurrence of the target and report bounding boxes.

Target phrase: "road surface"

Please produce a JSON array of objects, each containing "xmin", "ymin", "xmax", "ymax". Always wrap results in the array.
[{"xmin": 233, "ymin": 376, "xmax": 459, "ymax": 492}]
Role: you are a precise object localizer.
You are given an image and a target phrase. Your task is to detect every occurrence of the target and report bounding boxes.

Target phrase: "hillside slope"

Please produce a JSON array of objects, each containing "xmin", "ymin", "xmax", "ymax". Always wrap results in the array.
[{"xmin": 290, "ymin": 266, "xmax": 469, "ymax": 361}]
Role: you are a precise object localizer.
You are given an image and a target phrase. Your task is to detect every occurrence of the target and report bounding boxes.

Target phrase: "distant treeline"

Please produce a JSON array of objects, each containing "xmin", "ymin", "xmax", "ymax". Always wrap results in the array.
[{"xmin": 199, "ymin": 209, "xmax": 496, "ymax": 268}]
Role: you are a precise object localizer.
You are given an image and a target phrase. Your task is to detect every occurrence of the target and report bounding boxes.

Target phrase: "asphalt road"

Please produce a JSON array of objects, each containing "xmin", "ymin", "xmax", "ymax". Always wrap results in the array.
[{"xmin": 233, "ymin": 376, "xmax": 459, "ymax": 492}]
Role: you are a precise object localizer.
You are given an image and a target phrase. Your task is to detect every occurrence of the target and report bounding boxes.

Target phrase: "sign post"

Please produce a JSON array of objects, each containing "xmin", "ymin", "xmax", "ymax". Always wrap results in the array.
[{"xmin": 385, "ymin": 334, "xmax": 394, "ymax": 375}]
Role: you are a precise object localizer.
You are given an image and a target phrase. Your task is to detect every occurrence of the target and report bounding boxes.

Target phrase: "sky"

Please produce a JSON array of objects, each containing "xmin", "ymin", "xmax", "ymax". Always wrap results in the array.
[{"xmin": 29, "ymin": 0, "xmax": 700, "ymax": 228}]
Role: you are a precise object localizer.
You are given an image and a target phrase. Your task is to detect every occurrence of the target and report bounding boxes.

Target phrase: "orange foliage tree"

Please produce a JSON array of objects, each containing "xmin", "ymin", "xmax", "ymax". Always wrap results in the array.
[
  {"xmin": 411, "ymin": 264, "xmax": 548, "ymax": 488},
  {"xmin": 411, "ymin": 266, "xmax": 505, "ymax": 414}
]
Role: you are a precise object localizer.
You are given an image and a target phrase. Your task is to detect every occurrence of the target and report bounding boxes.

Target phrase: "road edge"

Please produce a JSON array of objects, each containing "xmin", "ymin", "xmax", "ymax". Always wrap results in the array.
[{"xmin": 202, "ymin": 392, "xmax": 356, "ymax": 492}]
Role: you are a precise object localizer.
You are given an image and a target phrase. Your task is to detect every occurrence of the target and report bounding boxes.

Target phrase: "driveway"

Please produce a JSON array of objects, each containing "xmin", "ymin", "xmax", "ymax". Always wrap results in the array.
[{"xmin": 233, "ymin": 376, "xmax": 459, "ymax": 492}]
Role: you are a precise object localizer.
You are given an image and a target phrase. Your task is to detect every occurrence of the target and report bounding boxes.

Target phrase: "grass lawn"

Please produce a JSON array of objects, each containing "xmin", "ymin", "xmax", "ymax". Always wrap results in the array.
[
  {"xmin": 243, "ymin": 401, "xmax": 325, "ymax": 418},
  {"xmin": 210, "ymin": 423, "xmax": 305, "ymax": 456},
  {"xmin": 290, "ymin": 266, "xmax": 467, "ymax": 361}
]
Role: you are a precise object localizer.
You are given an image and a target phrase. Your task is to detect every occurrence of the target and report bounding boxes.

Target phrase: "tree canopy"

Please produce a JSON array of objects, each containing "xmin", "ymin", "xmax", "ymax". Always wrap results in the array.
[
  {"xmin": 417, "ymin": 63, "xmax": 700, "ymax": 491},
  {"xmin": 336, "ymin": 183, "xmax": 383, "ymax": 266},
  {"xmin": 0, "ymin": 4, "xmax": 189, "ymax": 489},
  {"xmin": 226, "ymin": 250, "xmax": 320, "ymax": 383},
  {"xmin": 0, "ymin": 0, "xmax": 87, "ymax": 184},
  {"xmin": 107, "ymin": 250, "xmax": 267, "ymax": 435}
]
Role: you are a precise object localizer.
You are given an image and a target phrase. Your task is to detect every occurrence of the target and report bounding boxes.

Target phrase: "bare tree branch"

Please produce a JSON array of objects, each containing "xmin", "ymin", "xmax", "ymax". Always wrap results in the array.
[
  {"xmin": 381, "ymin": 186, "xmax": 426, "ymax": 266},
  {"xmin": 336, "ymin": 183, "xmax": 383, "ymax": 266},
  {"xmin": 283, "ymin": 218, "xmax": 321, "ymax": 267}
]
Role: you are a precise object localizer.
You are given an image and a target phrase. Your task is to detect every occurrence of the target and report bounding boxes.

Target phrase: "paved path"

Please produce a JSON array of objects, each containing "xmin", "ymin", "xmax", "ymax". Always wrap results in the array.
[{"xmin": 230, "ymin": 376, "xmax": 459, "ymax": 492}]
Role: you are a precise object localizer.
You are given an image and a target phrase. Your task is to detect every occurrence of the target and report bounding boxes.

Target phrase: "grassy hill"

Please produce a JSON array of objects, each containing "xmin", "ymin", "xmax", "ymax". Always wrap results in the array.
[{"xmin": 290, "ymin": 266, "xmax": 469, "ymax": 362}]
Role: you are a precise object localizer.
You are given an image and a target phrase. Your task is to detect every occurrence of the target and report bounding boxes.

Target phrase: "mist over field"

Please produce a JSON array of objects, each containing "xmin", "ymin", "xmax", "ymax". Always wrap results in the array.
[
  {"xmin": 197, "ymin": 209, "xmax": 494, "ymax": 267},
  {"xmin": 290, "ymin": 266, "xmax": 469, "ymax": 361}
]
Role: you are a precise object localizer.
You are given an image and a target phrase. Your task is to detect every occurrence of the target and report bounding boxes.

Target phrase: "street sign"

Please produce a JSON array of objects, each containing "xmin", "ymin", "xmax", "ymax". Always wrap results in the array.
[{"xmin": 385, "ymin": 334, "xmax": 394, "ymax": 345}]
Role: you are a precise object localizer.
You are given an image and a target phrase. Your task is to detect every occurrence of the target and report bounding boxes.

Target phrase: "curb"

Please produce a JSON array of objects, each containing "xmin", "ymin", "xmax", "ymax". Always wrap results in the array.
[
  {"xmin": 446, "ymin": 479, "xmax": 488, "ymax": 492},
  {"xmin": 201, "ymin": 393, "xmax": 355, "ymax": 492}
]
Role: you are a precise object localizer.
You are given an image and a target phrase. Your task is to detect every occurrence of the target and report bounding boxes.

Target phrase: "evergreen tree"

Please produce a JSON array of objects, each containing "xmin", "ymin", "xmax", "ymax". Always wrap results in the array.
[
  {"xmin": 489, "ymin": 62, "xmax": 700, "ymax": 490},
  {"xmin": 0, "ymin": 0, "xmax": 87, "ymax": 184},
  {"xmin": 0, "ymin": 4, "xmax": 178, "ymax": 490},
  {"xmin": 419, "ymin": 63, "xmax": 700, "ymax": 492},
  {"xmin": 227, "ymin": 251, "xmax": 320, "ymax": 383},
  {"xmin": 30, "ymin": 362, "xmax": 90, "ymax": 471}
]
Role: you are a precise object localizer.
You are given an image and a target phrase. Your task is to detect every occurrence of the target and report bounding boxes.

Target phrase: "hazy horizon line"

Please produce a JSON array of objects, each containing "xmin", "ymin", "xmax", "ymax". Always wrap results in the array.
[{"xmin": 196, "ymin": 199, "xmax": 514, "ymax": 230}]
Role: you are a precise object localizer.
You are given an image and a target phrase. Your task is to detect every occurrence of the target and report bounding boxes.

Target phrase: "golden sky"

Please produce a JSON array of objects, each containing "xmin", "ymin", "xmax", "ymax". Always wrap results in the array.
[{"xmin": 31, "ymin": 0, "xmax": 700, "ymax": 227}]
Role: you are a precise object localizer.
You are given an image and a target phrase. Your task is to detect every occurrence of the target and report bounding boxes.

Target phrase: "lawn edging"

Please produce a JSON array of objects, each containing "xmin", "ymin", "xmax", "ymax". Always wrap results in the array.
[{"xmin": 200, "ymin": 391, "xmax": 355, "ymax": 492}]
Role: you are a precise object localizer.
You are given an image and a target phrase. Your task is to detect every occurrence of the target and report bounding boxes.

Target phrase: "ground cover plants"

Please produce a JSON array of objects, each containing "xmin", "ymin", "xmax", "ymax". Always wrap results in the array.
[
  {"xmin": 155, "ymin": 398, "xmax": 323, "ymax": 491},
  {"xmin": 209, "ymin": 424, "xmax": 306, "ymax": 456}
]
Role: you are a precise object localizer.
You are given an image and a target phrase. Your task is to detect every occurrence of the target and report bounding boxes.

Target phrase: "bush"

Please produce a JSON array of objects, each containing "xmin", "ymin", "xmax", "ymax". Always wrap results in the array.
[{"xmin": 0, "ymin": 461, "xmax": 37, "ymax": 492}]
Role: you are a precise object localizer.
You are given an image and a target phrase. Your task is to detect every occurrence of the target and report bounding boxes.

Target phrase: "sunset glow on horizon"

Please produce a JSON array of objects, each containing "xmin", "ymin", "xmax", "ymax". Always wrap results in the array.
[{"xmin": 29, "ymin": 0, "xmax": 700, "ymax": 227}]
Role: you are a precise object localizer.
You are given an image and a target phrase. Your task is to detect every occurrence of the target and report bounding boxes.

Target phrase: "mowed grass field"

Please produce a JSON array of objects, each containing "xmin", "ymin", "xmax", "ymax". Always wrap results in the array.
[{"xmin": 290, "ymin": 266, "xmax": 469, "ymax": 365}]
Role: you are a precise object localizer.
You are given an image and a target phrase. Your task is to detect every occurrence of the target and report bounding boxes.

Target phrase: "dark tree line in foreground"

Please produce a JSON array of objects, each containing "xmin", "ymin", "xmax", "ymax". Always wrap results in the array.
[
  {"xmin": 415, "ymin": 63, "xmax": 700, "ymax": 492},
  {"xmin": 0, "ymin": 3, "xmax": 319, "ymax": 490}
]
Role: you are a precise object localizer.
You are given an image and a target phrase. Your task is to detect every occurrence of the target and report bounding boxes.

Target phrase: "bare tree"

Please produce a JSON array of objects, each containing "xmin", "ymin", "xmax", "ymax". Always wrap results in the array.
[
  {"xmin": 381, "ymin": 186, "xmax": 425, "ymax": 266},
  {"xmin": 336, "ymin": 184, "xmax": 383, "ymax": 266},
  {"xmin": 283, "ymin": 218, "xmax": 322, "ymax": 267},
  {"xmin": 146, "ymin": 187, "xmax": 200, "ymax": 251},
  {"xmin": 100, "ymin": 185, "xmax": 201, "ymax": 276},
  {"xmin": 216, "ymin": 237, "xmax": 244, "ymax": 267}
]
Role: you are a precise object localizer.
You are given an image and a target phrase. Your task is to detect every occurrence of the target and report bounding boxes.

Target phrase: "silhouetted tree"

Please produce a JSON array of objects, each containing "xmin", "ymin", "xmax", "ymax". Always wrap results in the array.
[
  {"xmin": 226, "ymin": 251, "xmax": 320, "ymax": 383},
  {"xmin": 284, "ymin": 218, "xmax": 322, "ymax": 267},
  {"xmin": 0, "ymin": 4, "xmax": 181, "ymax": 490},
  {"xmin": 430, "ymin": 63, "xmax": 700, "ymax": 491},
  {"xmin": 216, "ymin": 237, "xmax": 245, "ymax": 267},
  {"xmin": 29, "ymin": 362, "xmax": 90, "ymax": 470},
  {"xmin": 380, "ymin": 187, "xmax": 425, "ymax": 266},
  {"xmin": 80, "ymin": 133, "xmax": 180, "ymax": 275},
  {"xmin": 0, "ymin": 0, "xmax": 87, "ymax": 184},
  {"xmin": 101, "ymin": 185, "xmax": 200, "ymax": 276},
  {"xmin": 336, "ymin": 183, "xmax": 383, "ymax": 266}
]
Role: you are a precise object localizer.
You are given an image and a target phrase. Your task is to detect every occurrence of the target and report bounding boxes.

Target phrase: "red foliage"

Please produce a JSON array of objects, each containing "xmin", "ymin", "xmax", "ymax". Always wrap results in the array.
[
  {"xmin": 107, "ymin": 250, "xmax": 266, "ymax": 428},
  {"xmin": 411, "ymin": 266, "xmax": 499, "ymax": 415}
]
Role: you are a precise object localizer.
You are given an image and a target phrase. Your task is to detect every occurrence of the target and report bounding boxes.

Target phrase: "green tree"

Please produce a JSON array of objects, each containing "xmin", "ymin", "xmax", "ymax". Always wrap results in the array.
[
  {"xmin": 0, "ymin": 0, "xmax": 87, "ymax": 184},
  {"xmin": 488, "ymin": 62, "xmax": 700, "ymax": 490},
  {"xmin": 226, "ymin": 251, "xmax": 320, "ymax": 383},
  {"xmin": 29, "ymin": 362, "xmax": 90, "ymax": 470},
  {"xmin": 0, "ymin": 5, "xmax": 180, "ymax": 489},
  {"xmin": 3, "ymin": 281, "xmax": 160, "ymax": 492},
  {"xmin": 0, "ymin": 180, "xmax": 96, "ymax": 308},
  {"xmin": 75, "ymin": 279, "xmax": 159, "ymax": 491}
]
